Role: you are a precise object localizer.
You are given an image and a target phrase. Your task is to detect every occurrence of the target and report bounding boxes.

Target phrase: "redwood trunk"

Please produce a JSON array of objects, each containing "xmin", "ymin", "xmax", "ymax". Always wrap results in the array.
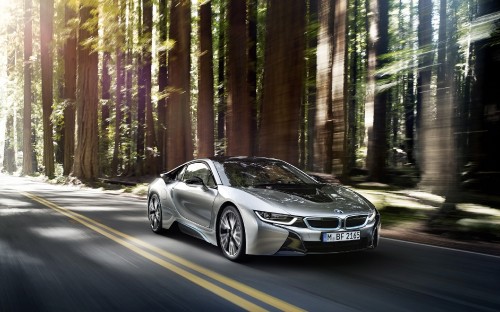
[
  {"xmin": 197, "ymin": 1, "xmax": 215, "ymax": 158},
  {"xmin": 259, "ymin": 0, "xmax": 306, "ymax": 166}
]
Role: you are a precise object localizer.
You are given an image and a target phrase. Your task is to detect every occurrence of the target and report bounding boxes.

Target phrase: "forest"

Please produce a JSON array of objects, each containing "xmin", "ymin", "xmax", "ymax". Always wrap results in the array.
[{"xmin": 0, "ymin": 0, "xmax": 499, "ymax": 206}]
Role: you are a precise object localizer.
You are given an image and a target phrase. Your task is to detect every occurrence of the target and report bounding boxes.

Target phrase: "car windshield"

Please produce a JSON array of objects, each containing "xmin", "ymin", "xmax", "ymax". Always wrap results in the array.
[{"xmin": 221, "ymin": 159, "xmax": 316, "ymax": 188}]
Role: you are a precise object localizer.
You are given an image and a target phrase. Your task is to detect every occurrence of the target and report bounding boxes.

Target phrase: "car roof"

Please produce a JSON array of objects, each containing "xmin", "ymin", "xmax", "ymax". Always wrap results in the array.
[{"xmin": 208, "ymin": 156, "xmax": 282, "ymax": 164}]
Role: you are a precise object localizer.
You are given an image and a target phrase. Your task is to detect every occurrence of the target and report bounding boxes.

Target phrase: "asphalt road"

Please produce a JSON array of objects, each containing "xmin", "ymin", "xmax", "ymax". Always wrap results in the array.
[{"xmin": 1, "ymin": 173, "xmax": 499, "ymax": 312}]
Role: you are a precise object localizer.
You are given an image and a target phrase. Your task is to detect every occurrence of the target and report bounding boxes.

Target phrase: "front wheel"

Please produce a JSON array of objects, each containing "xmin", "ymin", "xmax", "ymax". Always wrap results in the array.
[
  {"xmin": 218, "ymin": 206, "xmax": 246, "ymax": 261},
  {"xmin": 148, "ymin": 193, "xmax": 163, "ymax": 233}
]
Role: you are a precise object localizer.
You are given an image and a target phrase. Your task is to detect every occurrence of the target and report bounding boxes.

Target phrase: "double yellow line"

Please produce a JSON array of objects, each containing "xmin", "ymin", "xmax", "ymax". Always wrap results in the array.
[{"xmin": 21, "ymin": 192, "xmax": 305, "ymax": 312}]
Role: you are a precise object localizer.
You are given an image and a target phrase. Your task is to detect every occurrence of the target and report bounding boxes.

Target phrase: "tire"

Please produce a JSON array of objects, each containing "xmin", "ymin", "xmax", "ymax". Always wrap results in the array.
[
  {"xmin": 148, "ymin": 193, "xmax": 163, "ymax": 233},
  {"xmin": 218, "ymin": 206, "xmax": 246, "ymax": 261}
]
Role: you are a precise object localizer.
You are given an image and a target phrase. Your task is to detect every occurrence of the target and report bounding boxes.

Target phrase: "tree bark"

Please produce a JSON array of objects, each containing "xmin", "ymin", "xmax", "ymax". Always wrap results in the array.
[
  {"xmin": 248, "ymin": 0, "xmax": 258, "ymax": 155},
  {"xmin": 40, "ymin": 0, "xmax": 54, "ymax": 178},
  {"xmin": 314, "ymin": 0, "xmax": 334, "ymax": 172},
  {"xmin": 143, "ymin": 0, "xmax": 157, "ymax": 175},
  {"xmin": 305, "ymin": 0, "xmax": 319, "ymax": 171},
  {"xmin": 331, "ymin": 0, "xmax": 348, "ymax": 177},
  {"xmin": 111, "ymin": 0, "xmax": 125, "ymax": 176},
  {"xmin": 367, "ymin": 0, "xmax": 389, "ymax": 182},
  {"xmin": 22, "ymin": 0, "xmax": 33, "ymax": 175},
  {"xmin": 73, "ymin": 4, "xmax": 99, "ymax": 180},
  {"xmin": 101, "ymin": 51, "xmax": 111, "ymax": 174},
  {"xmin": 197, "ymin": 1, "xmax": 215, "ymax": 158},
  {"xmin": 216, "ymin": 3, "xmax": 226, "ymax": 148},
  {"xmin": 226, "ymin": 0, "xmax": 253, "ymax": 156},
  {"xmin": 157, "ymin": 0, "xmax": 168, "ymax": 169},
  {"xmin": 62, "ymin": 4, "xmax": 77, "ymax": 176},
  {"xmin": 259, "ymin": 0, "xmax": 306, "ymax": 166},
  {"xmin": 166, "ymin": 0, "xmax": 193, "ymax": 168},
  {"xmin": 416, "ymin": 0, "xmax": 434, "ymax": 174}
]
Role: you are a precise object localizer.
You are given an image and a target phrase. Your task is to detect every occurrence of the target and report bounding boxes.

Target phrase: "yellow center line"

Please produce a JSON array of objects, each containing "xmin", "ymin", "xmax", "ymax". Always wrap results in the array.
[{"xmin": 21, "ymin": 192, "xmax": 306, "ymax": 312}]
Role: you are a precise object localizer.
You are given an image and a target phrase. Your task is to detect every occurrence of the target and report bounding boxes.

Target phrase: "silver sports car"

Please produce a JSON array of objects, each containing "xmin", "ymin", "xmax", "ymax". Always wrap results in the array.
[{"xmin": 147, "ymin": 156, "xmax": 380, "ymax": 261}]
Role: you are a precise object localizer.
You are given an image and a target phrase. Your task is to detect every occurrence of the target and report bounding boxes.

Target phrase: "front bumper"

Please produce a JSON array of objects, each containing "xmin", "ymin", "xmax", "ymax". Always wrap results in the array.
[
  {"xmin": 277, "ymin": 215, "xmax": 381, "ymax": 255},
  {"xmin": 244, "ymin": 211, "xmax": 381, "ymax": 256}
]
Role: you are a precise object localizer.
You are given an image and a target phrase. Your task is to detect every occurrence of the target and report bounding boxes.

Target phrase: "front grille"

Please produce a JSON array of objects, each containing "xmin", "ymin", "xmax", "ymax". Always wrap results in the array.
[
  {"xmin": 345, "ymin": 215, "xmax": 367, "ymax": 228},
  {"xmin": 305, "ymin": 217, "xmax": 340, "ymax": 229}
]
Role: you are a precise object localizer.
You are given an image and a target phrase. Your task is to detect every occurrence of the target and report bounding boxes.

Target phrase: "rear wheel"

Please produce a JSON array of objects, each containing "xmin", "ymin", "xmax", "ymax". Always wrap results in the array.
[
  {"xmin": 148, "ymin": 194, "xmax": 163, "ymax": 233},
  {"xmin": 218, "ymin": 206, "xmax": 246, "ymax": 261}
]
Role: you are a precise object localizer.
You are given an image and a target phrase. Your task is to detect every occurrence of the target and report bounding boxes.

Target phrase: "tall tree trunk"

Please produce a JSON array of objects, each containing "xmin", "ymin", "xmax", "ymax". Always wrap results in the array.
[
  {"xmin": 420, "ymin": 0, "xmax": 456, "ymax": 195},
  {"xmin": 73, "ymin": 4, "xmax": 99, "ymax": 180},
  {"xmin": 404, "ymin": 0, "xmax": 416, "ymax": 164},
  {"xmin": 166, "ymin": 0, "xmax": 193, "ymax": 168},
  {"xmin": 346, "ymin": 0, "xmax": 360, "ymax": 175},
  {"xmin": 314, "ymin": 0, "xmax": 334, "ymax": 172},
  {"xmin": 136, "ymin": 1, "xmax": 146, "ymax": 175},
  {"xmin": 259, "ymin": 0, "xmax": 306, "ymax": 166},
  {"xmin": 197, "ymin": 1, "xmax": 215, "ymax": 158},
  {"xmin": 472, "ymin": 0, "xmax": 500, "ymax": 180},
  {"xmin": 226, "ymin": 0, "xmax": 252, "ymax": 156},
  {"xmin": 124, "ymin": 49, "xmax": 133, "ymax": 173},
  {"xmin": 248, "ymin": 0, "xmax": 258, "ymax": 155},
  {"xmin": 111, "ymin": 0, "xmax": 125, "ymax": 176},
  {"xmin": 63, "ymin": 4, "xmax": 77, "ymax": 176},
  {"xmin": 3, "ymin": 115, "xmax": 16, "ymax": 174},
  {"xmin": 157, "ymin": 0, "xmax": 168, "ymax": 169},
  {"xmin": 364, "ymin": 0, "xmax": 376, "ymax": 171},
  {"xmin": 416, "ymin": 0, "xmax": 434, "ymax": 174},
  {"xmin": 305, "ymin": 0, "xmax": 319, "ymax": 171},
  {"xmin": 143, "ymin": 0, "xmax": 157, "ymax": 175},
  {"xmin": 216, "ymin": 2, "xmax": 226, "ymax": 148},
  {"xmin": 101, "ymin": 51, "xmax": 111, "ymax": 175},
  {"xmin": 4, "ymin": 35, "xmax": 16, "ymax": 174},
  {"xmin": 22, "ymin": 0, "xmax": 33, "ymax": 175},
  {"xmin": 40, "ymin": 0, "xmax": 54, "ymax": 178},
  {"xmin": 332, "ymin": 0, "xmax": 348, "ymax": 177},
  {"xmin": 367, "ymin": 0, "xmax": 389, "ymax": 181}
]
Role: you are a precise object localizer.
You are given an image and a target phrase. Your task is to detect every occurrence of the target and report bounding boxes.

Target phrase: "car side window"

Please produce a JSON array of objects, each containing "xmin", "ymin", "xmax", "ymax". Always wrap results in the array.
[
  {"xmin": 184, "ymin": 162, "xmax": 216, "ymax": 188},
  {"xmin": 176, "ymin": 166, "xmax": 187, "ymax": 181}
]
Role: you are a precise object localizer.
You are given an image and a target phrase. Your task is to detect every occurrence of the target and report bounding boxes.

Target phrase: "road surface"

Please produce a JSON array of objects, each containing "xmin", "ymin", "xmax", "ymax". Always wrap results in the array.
[{"xmin": 1, "ymin": 173, "xmax": 499, "ymax": 311}]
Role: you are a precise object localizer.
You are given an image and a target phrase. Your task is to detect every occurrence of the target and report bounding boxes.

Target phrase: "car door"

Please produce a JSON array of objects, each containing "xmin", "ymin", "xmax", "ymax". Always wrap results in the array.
[{"xmin": 172, "ymin": 162, "xmax": 218, "ymax": 228}]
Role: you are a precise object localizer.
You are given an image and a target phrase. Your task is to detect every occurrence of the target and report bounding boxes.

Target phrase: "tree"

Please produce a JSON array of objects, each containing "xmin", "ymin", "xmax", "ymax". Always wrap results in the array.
[
  {"xmin": 248, "ymin": 0, "xmax": 258, "ymax": 155},
  {"xmin": 313, "ymin": 0, "xmax": 334, "ymax": 172},
  {"xmin": 259, "ymin": 0, "xmax": 306, "ymax": 165},
  {"xmin": 101, "ymin": 51, "xmax": 111, "ymax": 174},
  {"xmin": 471, "ymin": 0, "xmax": 500, "ymax": 191},
  {"xmin": 416, "ymin": 0, "xmax": 434, "ymax": 174},
  {"xmin": 303, "ymin": 0, "xmax": 319, "ymax": 171},
  {"xmin": 331, "ymin": 0, "xmax": 348, "ymax": 177},
  {"xmin": 40, "ymin": 0, "xmax": 55, "ymax": 178},
  {"xmin": 22, "ymin": 0, "xmax": 33, "ymax": 175},
  {"xmin": 226, "ymin": 0, "xmax": 253, "ymax": 156},
  {"xmin": 166, "ymin": 0, "xmax": 193, "ymax": 168},
  {"xmin": 420, "ymin": 0, "xmax": 457, "ymax": 195},
  {"xmin": 216, "ymin": 2, "xmax": 226, "ymax": 147},
  {"xmin": 404, "ymin": 0, "xmax": 416, "ymax": 165},
  {"xmin": 367, "ymin": 0, "xmax": 389, "ymax": 181},
  {"xmin": 197, "ymin": 0, "xmax": 215, "ymax": 158},
  {"xmin": 157, "ymin": 0, "xmax": 168, "ymax": 169},
  {"xmin": 73, "ymin": 3, "xmax": 99, "ymax": 180},
  {"xmin": 3, "ymin": 27, "xmax": 16, "ymax": 174},
  {"xmin": 142, "ymin": 0, "xmax": 157, "ymax": 175},
  {"xmin": 62, "ymin": 3, "xmax": 77, "ymax": 176}
]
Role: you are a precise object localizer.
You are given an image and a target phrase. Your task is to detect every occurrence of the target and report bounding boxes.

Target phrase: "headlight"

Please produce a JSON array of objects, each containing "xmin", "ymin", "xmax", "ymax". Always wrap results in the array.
[
  {"xmin": 255, "ymin": 211, "xmax": 299, "ymax": 225},
  {"xmin": 367, "ymin": 209, "xmax": 377, "ymax": 222}
]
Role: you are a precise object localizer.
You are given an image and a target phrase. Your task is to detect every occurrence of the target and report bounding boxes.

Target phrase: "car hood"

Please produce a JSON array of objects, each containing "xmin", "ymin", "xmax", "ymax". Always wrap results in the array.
[{"xmin": 241, "ymin": 184, "xmax": 372, "ymax": 216}]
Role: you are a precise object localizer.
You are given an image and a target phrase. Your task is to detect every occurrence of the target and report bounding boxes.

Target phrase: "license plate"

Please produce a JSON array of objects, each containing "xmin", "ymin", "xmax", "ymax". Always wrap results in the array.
[{"xmin": 322, "ymin": 231, "xmax": 360, "ymax": 242}]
